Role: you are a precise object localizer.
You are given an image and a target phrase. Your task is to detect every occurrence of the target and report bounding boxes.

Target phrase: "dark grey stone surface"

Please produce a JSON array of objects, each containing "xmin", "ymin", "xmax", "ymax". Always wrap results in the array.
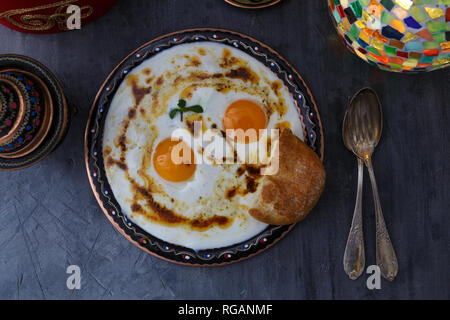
[{"xmin": 0, "ymin": 0, "xmax": 448, "ymax": 300}]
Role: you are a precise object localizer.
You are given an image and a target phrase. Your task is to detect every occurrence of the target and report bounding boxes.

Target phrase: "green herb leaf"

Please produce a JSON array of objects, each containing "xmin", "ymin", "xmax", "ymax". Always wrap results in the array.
[
  {"xmin": 169, "ymin": 99, "xmax": 203, "ymax": 121},
  {"xmin": 169, "ymin": 108, "xmax": 179, "ymax": 119},
  {"xmin": 185, "ymin": 105, "xmax": 203, "ymax": 113}
]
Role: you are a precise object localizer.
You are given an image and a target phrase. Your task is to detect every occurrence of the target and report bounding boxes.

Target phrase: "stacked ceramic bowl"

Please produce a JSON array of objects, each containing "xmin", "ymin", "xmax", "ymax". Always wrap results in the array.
[{"xmin": 0, "ymin": 55, "xmax": 70, "ymax": 170}]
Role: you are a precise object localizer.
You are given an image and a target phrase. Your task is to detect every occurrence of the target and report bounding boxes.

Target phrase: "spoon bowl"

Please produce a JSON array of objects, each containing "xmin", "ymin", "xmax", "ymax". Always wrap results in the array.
[{"xmin": 347, "ymin": 88, "xmax": 383, "ymax": 160}]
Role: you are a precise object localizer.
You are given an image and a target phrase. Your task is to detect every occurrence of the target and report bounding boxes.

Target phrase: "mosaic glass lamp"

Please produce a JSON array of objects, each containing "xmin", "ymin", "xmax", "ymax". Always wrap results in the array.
[{"xmin": 328, "ymin": 0, "xmax": 450, "ymax": 72}]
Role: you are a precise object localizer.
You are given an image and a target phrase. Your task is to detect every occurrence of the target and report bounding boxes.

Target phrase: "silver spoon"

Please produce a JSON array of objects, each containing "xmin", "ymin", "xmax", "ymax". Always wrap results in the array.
[
  {"xmin": 342, "ymin": 106, "xmax": 365, "ymax": 280},
  {"xmin": 346, "ymin": 87, "xmax": 398, "ymax": 281}
]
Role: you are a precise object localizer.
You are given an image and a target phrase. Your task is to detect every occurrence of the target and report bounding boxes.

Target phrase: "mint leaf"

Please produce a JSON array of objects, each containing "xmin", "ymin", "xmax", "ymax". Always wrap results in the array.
[
  {"xmin": 169, "ymin": 100, "xmax": 203, "ymax": 121},
  {"xmin": 185, "ymin": 105, "xmax": 203, "ymax": 113},
  {"xmin": 169, "ymin": 108, "xmax": 179, "ymax": 119}
]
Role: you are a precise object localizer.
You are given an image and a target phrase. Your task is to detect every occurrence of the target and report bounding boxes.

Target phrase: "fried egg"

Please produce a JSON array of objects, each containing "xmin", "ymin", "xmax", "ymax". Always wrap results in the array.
[{"xmin": 103, "ymin": 42, "xmax": 304, "ymax": 250}]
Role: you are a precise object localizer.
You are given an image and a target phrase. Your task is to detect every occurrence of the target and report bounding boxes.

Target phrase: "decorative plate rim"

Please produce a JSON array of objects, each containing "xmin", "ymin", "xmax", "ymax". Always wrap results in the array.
[
  {"xmin": 84, "ymin": 28, "xmax": 324, "ymax": 266},
  {"xmin": 224, "ymin": 0, "xmax": 282, "ymax": 9}
]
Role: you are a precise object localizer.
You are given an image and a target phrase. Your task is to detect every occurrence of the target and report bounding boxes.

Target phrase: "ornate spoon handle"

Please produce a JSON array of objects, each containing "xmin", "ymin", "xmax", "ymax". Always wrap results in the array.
[
  {"xmin": 343, "ymin": 158, "xmax": 365, "ymax": 280},
  {"xmin": 365, "ymin": 158, "xmax": 398, "ymax": 281}
]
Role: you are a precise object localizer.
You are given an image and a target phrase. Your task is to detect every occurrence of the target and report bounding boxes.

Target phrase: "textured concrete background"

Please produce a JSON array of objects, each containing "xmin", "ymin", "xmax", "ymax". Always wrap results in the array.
[{"xmin": 0, "ymin": 0, "xmax": 449, "ymax": 300}]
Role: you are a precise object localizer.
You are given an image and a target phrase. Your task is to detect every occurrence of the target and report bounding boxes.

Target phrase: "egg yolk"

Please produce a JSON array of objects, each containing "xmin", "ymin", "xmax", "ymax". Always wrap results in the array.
[
  {"xmin": 153, "ymin": 138, "xmax": 196, "ymax": 182},
  {"xmin": 222, "ymin": 99, "xmax": 267, "ymax": 143}
]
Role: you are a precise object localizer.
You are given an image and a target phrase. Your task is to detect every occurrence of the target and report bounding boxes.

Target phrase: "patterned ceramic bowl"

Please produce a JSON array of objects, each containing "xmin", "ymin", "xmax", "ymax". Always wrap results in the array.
[
  {"xmin": 0, "ymin": 69, "xmax": 53, "ymax": 158},
  {"xmin": 328, "ymin": 0, "xmax": 450, "ymax": 72},
  {"xmin": 0, "ymin": 75, "xmax": 28, "ymax": 149},
  {"xmin": 0, "ymin": 55, "xmax": 70, "ymax": 170}
]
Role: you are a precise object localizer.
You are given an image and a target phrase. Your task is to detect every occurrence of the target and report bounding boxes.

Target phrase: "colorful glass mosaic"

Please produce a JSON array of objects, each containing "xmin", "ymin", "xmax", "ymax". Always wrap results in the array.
[{"xmin": 329, "ymin": 0, "xmax": 450, "ymax": 72}]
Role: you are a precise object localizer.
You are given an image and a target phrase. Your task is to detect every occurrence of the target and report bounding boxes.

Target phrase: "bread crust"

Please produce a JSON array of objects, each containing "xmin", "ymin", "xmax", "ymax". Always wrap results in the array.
[{"xmin": 249, "ymin": 129, "xmax": 325, "ymax": 225}]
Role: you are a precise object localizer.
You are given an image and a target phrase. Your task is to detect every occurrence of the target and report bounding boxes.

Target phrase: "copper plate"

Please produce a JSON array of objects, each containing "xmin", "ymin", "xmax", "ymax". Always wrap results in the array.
[
  {"xmin": 85, "ymin": 28, "xmax": 323, "ymax": 266},
  {"xmin": 224, "ymin": 0, "xmax": 282, "ymax": 9}
]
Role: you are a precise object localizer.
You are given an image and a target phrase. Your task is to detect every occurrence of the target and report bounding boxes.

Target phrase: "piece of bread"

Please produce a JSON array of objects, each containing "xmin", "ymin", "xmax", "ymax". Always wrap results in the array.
[{"xmin": 249, "ymin": 128, "xmax": 326, "ymax": 225}]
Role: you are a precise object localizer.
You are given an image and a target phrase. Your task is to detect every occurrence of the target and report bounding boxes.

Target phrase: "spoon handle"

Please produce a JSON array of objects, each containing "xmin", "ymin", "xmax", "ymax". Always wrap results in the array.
[
  {"xmin": 343, "ymin": 157, "xmax": 365, "ymax": 280},
  {"xmin": 365, "ymin": 158, "xmax": 398, "ymax": 281}
]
